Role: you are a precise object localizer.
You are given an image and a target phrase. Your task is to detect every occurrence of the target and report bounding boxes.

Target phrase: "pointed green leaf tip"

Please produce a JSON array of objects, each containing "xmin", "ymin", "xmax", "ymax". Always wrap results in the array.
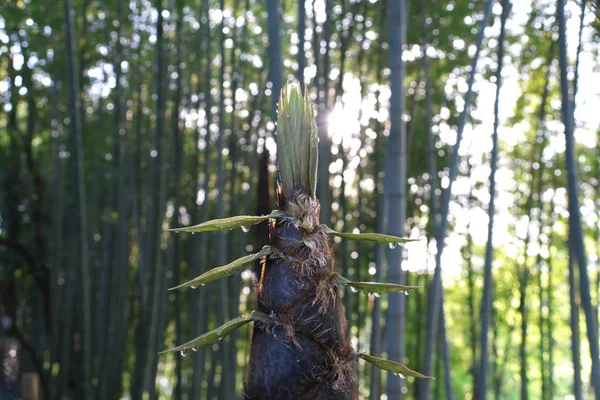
[
  {"xmin": 159, "ymin": 315, "xmax": 253, "ymax": 354},
  {"xmin": 167, "ymin": 210, "xmax": 287, "ymax": 233},
  {"xmin": 159, "ymin": 311, "xmax": 269, "ymax": 355},
  {"xmin": 358, "ymin": 353, "xmax": 433, "ymax": 380},
  {"xmin": 277, "ymin": 81, "xmax": 318, "ymax": 199},
  {"xmin": 336, "ymin": 276, "xmax": 420, "ymax": 295},
  {"xmin": 169, "ymin": 246, "xmax": 273, "ymax": 290},
  {"xmin": 323, "ymin": 226, "xmax": 419, "ymax": 246}
]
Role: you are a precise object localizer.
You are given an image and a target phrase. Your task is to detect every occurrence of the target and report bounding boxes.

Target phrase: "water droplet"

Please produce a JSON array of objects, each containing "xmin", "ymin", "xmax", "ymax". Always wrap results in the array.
[
  {"xmin": 272, "ymin": 326, "xmax": 277, "ymax": 338},
  {"xmin": 192, "ymin": 346, "xmax": 199, "ymax": 352},
  {"xmin": 241, "ymin": 225, "xmax": 250, "ymax": 233},
  {"xmin": 191, "ymin": 285, "xmax": 197, "ymax": 289},
  {"xmin": 191, "ymin": 232, "xmax": 196, "ymax": 235},
  {"xmin": 404, "ymin": 291, "xmax": 409, "ymax": 296},
  {"xmin": 394, "ymin": 373, "xmax": 406, "ymax": 379},
  {"xmin": 374, "ymin": 293, "xmax": 381, "ymax": 298},
  {"xmin": 389, "ymin": 243, "xmax": 397, "ymax": 249},
  {"xmin": 218, "ymin": 336, "xmax": 223, "ymax": 341},
  {"xmin": 368, "ymin": 292, "xmax": 373, "ymax": 297},
  {"xmin": 350, "ymin": 287, "xmax": 359, "ymax": 293},
  {"xmin": 201, "ymin": 284, "xmax": 205, "ymax": 287},
  {"xmin": 296, "ymin": 356, "xmax": 301, "ymax": 363},
  {"xmin": 180, "ymin": 347, "xmax": 188, "ymax": 357}
]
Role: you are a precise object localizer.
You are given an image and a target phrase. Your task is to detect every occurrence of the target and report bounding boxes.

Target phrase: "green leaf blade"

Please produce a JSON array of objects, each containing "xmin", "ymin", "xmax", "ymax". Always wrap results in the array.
[
  {"xmin": 323, "ymin": 226, "xmax": 420, "ymax": 245},
  {"xmin": 358, "ymin": 353, "xmax": 433, "ymax": 380},
  {"xmin": 159, "ymin": 316, "xmax": 252, "ymax": 354},
  {"xmin": 167, "ymin": 211, "xmax": 285, "ymax": 234},
  {"xmin": 343, "ymin": 281, "xmax": 421, "ymax": 295},
  {"xmin": 169, "ymin": 246, "xmax": 273, "ymax": 290}
]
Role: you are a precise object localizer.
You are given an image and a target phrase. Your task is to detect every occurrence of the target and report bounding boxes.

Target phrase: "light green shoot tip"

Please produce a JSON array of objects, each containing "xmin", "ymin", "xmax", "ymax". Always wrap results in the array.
[{"xmin": 276, "ymin": 81, "xmax": 318, "ymax": 199}]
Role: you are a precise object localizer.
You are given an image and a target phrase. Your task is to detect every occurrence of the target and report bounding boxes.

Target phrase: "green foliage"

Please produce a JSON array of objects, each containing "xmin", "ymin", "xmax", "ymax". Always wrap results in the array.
[
  {"xmin": 169, "ymin": 246, "xmax": 273, "ymax": 290},
  {"xmin": 358, "ymin": 353, "xmax": 433, "ymax": 380},
  {"xmin": 323, "ymin": 225, "xmax": 419, "ymax": 246},
  {"xmin": 167, "ymin": 211, "xmax": 287, "ymax": 233},
  {"xmin": 337, "ymin": 276, "xmax": 420, "ymax": 295},
  {"xmin": 160, "ymin": 314, "xmax": 254, "ymax": 355}
]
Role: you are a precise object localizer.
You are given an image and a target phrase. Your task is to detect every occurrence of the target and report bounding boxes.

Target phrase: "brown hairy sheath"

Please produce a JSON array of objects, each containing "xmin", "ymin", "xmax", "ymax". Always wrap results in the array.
[{"xmin": 244, "ymin": 193, "xmax": 358, "ymax": 399}]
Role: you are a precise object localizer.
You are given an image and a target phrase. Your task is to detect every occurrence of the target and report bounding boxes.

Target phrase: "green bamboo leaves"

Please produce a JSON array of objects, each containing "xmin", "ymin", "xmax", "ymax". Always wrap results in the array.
[
  {"xmin": 277, "ymin": 81, "xmax": 318, "ymax": 198},
  {"xmin": 159, "ymin": 315, "xmax": 254, "ymax": 355},
  {"xmin": 322, "ymin": 225, "xmax": 419, "ymax": 248},
  {"xmin": 169, "ymin": 246, "xmax": 273, "ymax": 290},
  {"xmin": 160, "ymin": 311, "xmax": 271, "ymax": 356},
  {"xmin": 358, "ymin": 353, "xmax": 433, "ymax": 380},
  {"xmin": 167, "ymin": 210, "xmax": 286, "ymax": 233},
  {"xmin": 166, "ymin": 212, "xmax": 418, "ymax": 249},
  {"xmin": 337, "ymin": 276, "xmax": 420, "ymax": 295}
]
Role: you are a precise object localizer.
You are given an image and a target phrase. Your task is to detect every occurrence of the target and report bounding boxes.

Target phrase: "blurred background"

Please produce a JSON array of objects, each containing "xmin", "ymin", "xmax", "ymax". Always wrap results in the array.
[{"xmin": 1, "ymin": 0, "xmax": 599, "ymax": 399}]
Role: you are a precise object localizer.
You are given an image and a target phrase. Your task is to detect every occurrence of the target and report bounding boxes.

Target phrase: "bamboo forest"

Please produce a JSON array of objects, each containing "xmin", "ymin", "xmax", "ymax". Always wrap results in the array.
[{"xmin": 1, "ymin": 0, "xmax": 600, "ymax": 398}]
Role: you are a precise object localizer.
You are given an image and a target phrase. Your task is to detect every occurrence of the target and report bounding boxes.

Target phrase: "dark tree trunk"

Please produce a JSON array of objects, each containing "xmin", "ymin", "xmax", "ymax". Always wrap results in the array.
[
  {"xmin": 297, "ymin": 0, "xmax": 306, "ymax": 87},
  {"xmin": 476, "ymin": 0, "xmax": 508, "ymax": 397},
  {"xmin": 191, "ymin": 0, "xmax": 213, "ymax": 397},
  {"xmin": 385, "ymin": 0, "xmax": 408, "ymax": 397},
  {"xmin": 62, "ymin": 0, "xmax": 92, "ymax": 397},
  {"xmin": 419, "ymin": 1, "xmax": 494, "ymax": 398},
  {"xmin": 369, "ymin": 56, "xmax": 388, "ymax": 400},
  {"xmin": 267, "ymin": 0, "xmax": 283, "ymax": 118},
  {"xmin": 557, "ymin": 0, "xmax": 600, "ymax": 396},
  {"xmin": 568, "ymin": 238, "xmax": 583, "ymax": 400},
  {"xmin": 316, "ymin": 0, "xmax": 332, "ymax": 226},
  {"xmin": 144, "ymin": 1, "xmax": 168, "ymax": 397}
]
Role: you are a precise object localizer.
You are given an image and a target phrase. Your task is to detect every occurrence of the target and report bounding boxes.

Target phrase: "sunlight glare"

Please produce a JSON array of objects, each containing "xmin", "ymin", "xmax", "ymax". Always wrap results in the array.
[{"xmin": 328, "ymin": 101, "xmax": 355, "ymax": 146}]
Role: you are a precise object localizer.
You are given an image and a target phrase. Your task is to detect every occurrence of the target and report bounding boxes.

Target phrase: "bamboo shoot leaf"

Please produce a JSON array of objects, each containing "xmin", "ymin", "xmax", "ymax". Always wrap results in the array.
[
  {"xmin": 168, "ymin": 211, "xmax": 287, "ymax": 233},
  {"xmin": 323, "ymin": 226, "xmax": 419, "ymax": 246},
  {"xmin": 159, "ymin": 316, "xmax": 253, "ymax": 354},
  {"xmin": 169, "ymin": 246, "xmax": 273, "ymax": 290},
  {"xmin": 337, "ymin": 277, "xmax": 420, "ymax": 295},
  {"xmin": 358, "ymin": 353, "xmax": 433, "ymax": 380}
]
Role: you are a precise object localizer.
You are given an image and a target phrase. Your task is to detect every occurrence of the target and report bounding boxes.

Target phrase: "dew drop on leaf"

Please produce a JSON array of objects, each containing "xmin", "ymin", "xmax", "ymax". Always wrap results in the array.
[
  {"xmin": 374, "ymin": 292, "xmax": 381, "ymax": 298},
  {"xmin": 180, "ymin": 347, "xmax": 188, "ymax": 357},
  {"xmin": 241, "ymin": 225, "xmax": 250, "ymax": 233},
  {"xmin": 191, "ymin": 285, "xmax": 197, "ymax": 289},
  {"xmin": 350, "ymin": 287, "xmax": 359, "ymax": 293},
  {"xmin": 192, "ymin": 346, "xmax": 199, "ymax": 352},
  {"xmin": 388, "ymin": 243, "xmax": 397, "ymax": 249}
]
